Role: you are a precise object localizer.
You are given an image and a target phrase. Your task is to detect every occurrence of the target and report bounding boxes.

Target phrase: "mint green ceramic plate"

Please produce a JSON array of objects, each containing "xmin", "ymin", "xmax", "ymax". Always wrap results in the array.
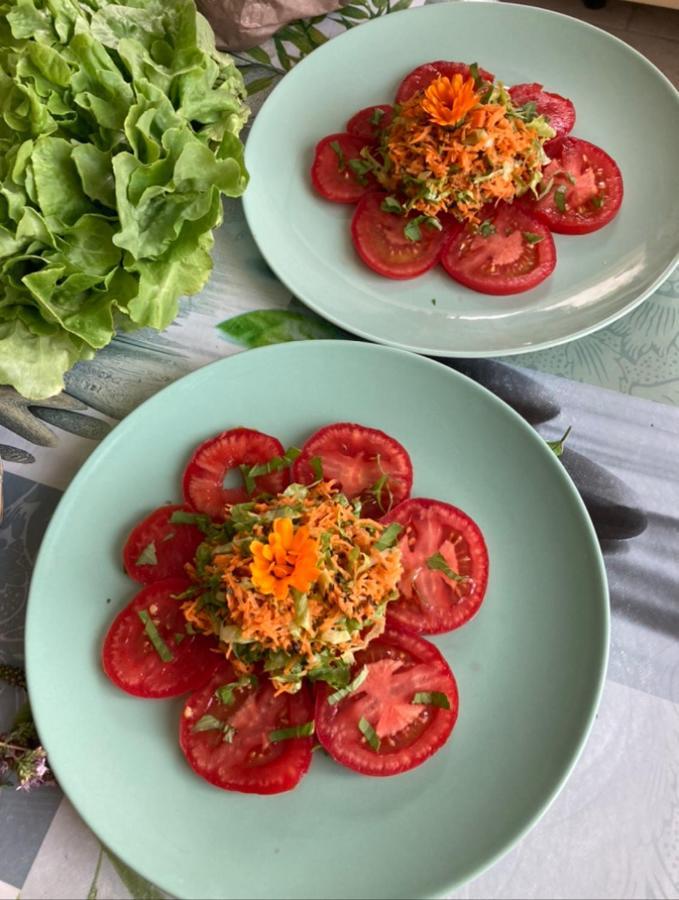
[
  {"xmin": 243, "ymin": 1, "xmax": 679, "ymax": 357},
  {"xmin": 27, "ymin": 343, "xmax": 608, "ymax": 899}
]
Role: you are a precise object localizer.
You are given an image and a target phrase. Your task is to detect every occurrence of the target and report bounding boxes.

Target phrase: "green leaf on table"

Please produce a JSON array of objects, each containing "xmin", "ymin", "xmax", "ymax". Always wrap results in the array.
[
  {"xmin": 546, "ymin": 426, "xmax": 572, "ymax": 458},
  {"xmin": 273, "ymin": 36, "xmax": 294, "ymax": 71},
  {"xmin": 246, "ymin": 75, "xmax": 277, "ymax": 96},
  {"xmin": 217, "ymin": 309, "xmax": 340, "ymax": 349},
  {"xmin": 244, "ymin": 46, "xmax": 272, "ymax": 66}
]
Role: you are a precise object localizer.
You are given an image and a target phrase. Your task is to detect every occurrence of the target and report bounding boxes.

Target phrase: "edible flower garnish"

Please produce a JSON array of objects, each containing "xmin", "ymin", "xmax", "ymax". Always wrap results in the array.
[
  {"xmin": 181, "ymin": 481, "xmax": 403, "ymax": 694},
  {"xmin": 421, "ymin": 74, "xmax": 479, "ymax": 126}
]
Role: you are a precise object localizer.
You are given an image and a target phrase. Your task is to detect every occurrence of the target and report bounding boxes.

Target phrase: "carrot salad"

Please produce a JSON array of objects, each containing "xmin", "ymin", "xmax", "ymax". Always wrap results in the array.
[
  {"xmin": 180, "ymin": 481, "xmax": 403, "ymax": 694},
  {"xmin": 360, "ymin": 71, "xmax": 554, "ymax": 224}
]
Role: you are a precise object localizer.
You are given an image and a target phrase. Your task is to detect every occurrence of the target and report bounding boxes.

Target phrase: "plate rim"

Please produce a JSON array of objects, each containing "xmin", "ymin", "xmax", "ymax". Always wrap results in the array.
[
  {"xmin": 242, "ymin": 0, "xmax": 679, "ymax": 358},
  {"xmin": 26, "ymin": 341, "xmax": 611, "ymax": 898}
]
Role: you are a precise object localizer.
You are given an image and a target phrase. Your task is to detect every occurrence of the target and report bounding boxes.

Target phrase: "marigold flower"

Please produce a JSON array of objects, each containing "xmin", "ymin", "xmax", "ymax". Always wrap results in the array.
[
  {"xmin": 421, "ymin": 74, "xmax": 479, "ymax": 127},
  {"xmin": 250, "ymin": 517, "xmax": 319, "ymax": 601}
]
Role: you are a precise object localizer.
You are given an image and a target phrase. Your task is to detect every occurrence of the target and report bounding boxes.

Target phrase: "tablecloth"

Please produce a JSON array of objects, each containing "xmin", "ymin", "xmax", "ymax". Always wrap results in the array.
[{"xmin": 1, "ymin": 1, "xmax": 678, "ymax": 897}]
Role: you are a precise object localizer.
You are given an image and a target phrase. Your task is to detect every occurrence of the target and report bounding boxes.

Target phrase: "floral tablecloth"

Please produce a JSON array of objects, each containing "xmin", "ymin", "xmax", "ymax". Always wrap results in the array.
[{"xmin": 1, "ymin": 1, "xmax": 678, "ymax": 897}]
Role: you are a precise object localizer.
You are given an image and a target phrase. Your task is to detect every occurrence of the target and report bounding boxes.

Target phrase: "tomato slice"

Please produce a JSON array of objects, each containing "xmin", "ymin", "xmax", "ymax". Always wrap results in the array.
[
  {"xmin": 381, "ymin": 499, "xmax": 489, "ymax": 634},
  {"xmin": 182, "ymin": 427, "xmax": 287, "ymax": 519},
  {"xmin": 292, "ymin": 422, "xmax": 413, "ymax": 519},
  {"xmin": 314, "ymin": 626, "xmax": 458, "ymax": 776},
  {"xmin": 122, "ymin": 504, "xmax": 204, "ymax": 585},
  {"xmin": 311, "ymin": 132, "xmax": 375, "ymax": 204},
  {"xmin": 102, "ymin": 579, "xmax": 220, "ymax": 699},
  {"xmin": 509, "ymin": 82, "xmax": 575, "ymax": 142},
  {"xmin": 351, "ymin": 192, "xmax": 446, "ymax": 280},
  {"xmin": 395, "ymin": 60, "xmax": 494, "ymax": 103},
  {"xmin": 180, "ymin": 664, "xmax": 314, "ymax": 794},
  {"xmin": 346, "ymin": 105, "xmax": 394, "ymax": 144},
  {"xmin": 441, "ymin": 202, "xmax": 556, "ymax": 295},
  {"xmin": 526, "ymin": 137, "xmax": 623, "ymax": 235}
]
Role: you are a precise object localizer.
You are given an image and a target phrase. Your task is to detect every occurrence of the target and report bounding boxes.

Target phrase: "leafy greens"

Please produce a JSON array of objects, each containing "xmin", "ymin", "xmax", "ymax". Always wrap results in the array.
[{"xmin": 0, "ymin": 0, "xmax": 249, "ymax": 399}]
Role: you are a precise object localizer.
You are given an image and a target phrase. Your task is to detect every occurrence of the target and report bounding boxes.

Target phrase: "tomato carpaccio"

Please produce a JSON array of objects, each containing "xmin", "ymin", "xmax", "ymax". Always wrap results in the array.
[{"xmin": 104, "ymin": 425, "xmax": 488, "ymax": 791}]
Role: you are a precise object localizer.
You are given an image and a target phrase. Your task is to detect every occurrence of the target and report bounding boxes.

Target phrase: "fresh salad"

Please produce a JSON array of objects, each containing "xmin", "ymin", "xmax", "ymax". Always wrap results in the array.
[
  {"xmin": 103, "ymin": 423, "xmax": 489, "ymax": 793},
  {"xmin": 310, "ymin": 60, "xmax": 624, "ymax": 294}
]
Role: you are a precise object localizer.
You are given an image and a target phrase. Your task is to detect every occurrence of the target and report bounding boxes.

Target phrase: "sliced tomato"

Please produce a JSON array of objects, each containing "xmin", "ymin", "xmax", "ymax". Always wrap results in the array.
[
  {"xmin": 122, "ymin": 505, "xmax": 204, "ymax": 585},
  {"xmin": 509, "ymin": 82, "xmax": 575, "ymax": 142},
  {"xmin": 395, "ymin": 60, "xmax": 494, "ymax": 103},
  {"xmin": 180, "ymin": 664, "xmax": 314, "ymax": 794},
  {"xmin": 351, "ymin": 192, "xmax": 446, "ymax": 280},
  {"xmin": 346, "ymin": 105, "xmax": 394, "ymax": 144},
  {"xmin": 315, "ymin": 626, "xmax": 458, "ymax": 776},
  {"xmin": 292, "ymin": 422, "xmax": 413, "ymax": 519},
  {"xmin": 182, "ymin": 427, "xmax": 287, "ymax": 519},
  {"xmin": 311, "ymin": 132, "xmax": 375, "ymax": 204},
  {"xmin": 525, "ymin": 137, "xmax": 623, "ymax": 235},
  {"xmin": 441, "ymin": 202, "xmax": 556, "ymax": 295},
  {"xmin": 102, "ymin": 579, "xmax": 220, "ymax": 699},
  {"xmin": 381, "ymin": 499, "xmax": 489, "ymax": 634}
]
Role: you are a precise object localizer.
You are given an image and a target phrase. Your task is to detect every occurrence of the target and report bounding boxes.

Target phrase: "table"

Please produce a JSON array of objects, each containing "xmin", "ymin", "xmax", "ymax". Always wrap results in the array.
[{"xmin": 1, "ymin": 2, "xmax": 678, "ymax": 897}]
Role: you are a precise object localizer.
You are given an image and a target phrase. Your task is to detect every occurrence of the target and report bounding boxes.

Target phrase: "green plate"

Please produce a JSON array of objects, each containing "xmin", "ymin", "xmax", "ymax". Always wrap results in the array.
[
  {"xmin": 26, "ymin": 342, "xmax": 608, "ymax": 899},
  {"xmin": 242, "ymin": 1, "xmax": 679, "ymax": 357}
]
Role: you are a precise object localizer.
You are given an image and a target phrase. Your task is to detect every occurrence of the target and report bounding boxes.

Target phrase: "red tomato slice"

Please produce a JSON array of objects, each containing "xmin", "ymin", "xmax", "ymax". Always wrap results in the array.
[
  {"xmin": 102, "ymin": 579, "xmax": 220, "ymax": 699},
  {"xmin": 122, "ymin": 505, "xmax": 204, "ymax": 585},
  {"xmin": 182, "ymin": 427, "xmax": 287, "ymax": 519},
  {"xmin": 526, "ymin": 137, "xmax": 623, "ymax": 235},
  {"xmin": 311, "ymin": 132, "xmax": 375, "ymax": 204},
  {"xmin": 314, "ymin": 626, "xmax": 458, "ymax": 776},
  {"xmin": 346, "ymin": 105, "xmax": 394, "ymax": 144},
  {"xmin": 351, "ymin": 192, "xmax": 446, "ymax": 280},
  {"xmin": 509, "ymin": 82, "xmax": 575, "ymax": 141},
  {"xmin": 292, "ymin": 422, "xmax": 413, "ymax": 519},
  {"xmin": 180, "ymin": 664, "xmax": 314, "ymax": 794},
  {"xmin": 441, "ymin": 202, "xmax": 556, "ymax": 295},
  {"xmin": 381, "ymin": 499, "xmax": 489, "ymax": 634},
  {"xmin": 395, "ymin": 60, "xmax": 494, "ymax": 103}
]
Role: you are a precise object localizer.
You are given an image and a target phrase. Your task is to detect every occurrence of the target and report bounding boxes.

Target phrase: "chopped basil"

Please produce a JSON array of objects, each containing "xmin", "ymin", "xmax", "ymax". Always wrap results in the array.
[
  {"xmin": 522, "ymin": 231, "xmax": 543, "ymax": 244},
  {"xmin": 308, "ymin": 658, "xmax": 351, "ymax": 691},
  {"xmin": 173, "ymin": 632, "xmax": 186, "ymax": 645},
  {"xmin": 327, "ymin": 665, "xmax": 368, "ymax": 706},
  {"xmin": 169, "ymin": 509, "xmax": 212, "ymax": 532},
  {"xmin": 478, "ymin": 220, "xmax": 496, "ymax": 238},
  {"xmin": 358, "ymin": 716, "xmax": 380, "ymax": 751},
  {"xmin": 426, "ymin": 552, "xmax": 467, "ymax": 583},
  {"xmin": 370, "ymin": 107, "xmax": 385, "ymax": 126},
  {"xmin": 480, "ymin": 85, "xmax": 493, "ymax": 104},
  {"xmin": 469, "ymin": 61, "xmax": 481, "ymax": 89},
  {"xmin": 381, "ymin": 195, "xmax": 403, "ymax": 215},
  {"xmin": 137, "ymin": 610, "xmax": 174, "ymax": 663},
  {"xmin": 591, "ymin": 195, "xmax": 605, "ymax": 209},
  {"xmin": 269, "ymin": 721, "xmax": 315, "ymax": 743},
  {"xmin": 192, "ymin": 714, "xmax": 223, "ymax": 733},
  {"xmin": 554, "ymin": 185, "xmax": 568, "ymax": 213},
  {"xmin": 404, "ymin": 215, "xmax": 442, "ymax": 242},
  {"xmin": 412, "ymin": 691, "xmax": 451, "ymax": 709},
  {"xmin": 161, "ymin": 531, "xmax": 176, "ymax": 543},
  {"xmin": 135, "ymin": 541, "xmax": 157, "ymax": 567},
  {"xmin": 240, "ymin": 447, "xmax": 301, "ymax": 495},
  {"xmin": 330, "ymin": 140, "xmax": 345, "ymax": 171},
  {"xmin": 309, "ymin": 455, "xmax": 324, "ymax": 481},
  {"xmin": 431, "ymin": 298, "xmax": 437, "ymax": 306},
  {"xmin": 185, "ymin": 622, "xmax": 196, "ymax": 635},
  {"xmin": 565, "ymin": 172, "xmax": 577, "ymax": 185},
  {"xmin": 547, "ymin": 425, "xmax": 572, "ymax": 459},
  {"xmin": 370, "ymin": 472, "xmax": 392, "ymax": 514},
  {"xmin": 375, "ymin": 522, "xmax": 402, "ymax": 551},
  {"xmin": 535, "ymin": 177, "xmax": 554, "ymax": 201},
  {"xmin": 222, "ymin": 724, "xmax": 237, "ymax": 744},
  {"xmin": 215, "ymin": 674, "xmax": 257, "ymax": 706}
]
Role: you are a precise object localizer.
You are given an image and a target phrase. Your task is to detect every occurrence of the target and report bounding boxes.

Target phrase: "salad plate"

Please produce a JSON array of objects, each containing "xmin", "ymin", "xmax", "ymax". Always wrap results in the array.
[
  {"xmin": 243, "ymin": 1, "xmax": 679, "ymax": 357},
  {"xmin": 26, "ymin": 341, "xmax": 608, "ymax": 899}
]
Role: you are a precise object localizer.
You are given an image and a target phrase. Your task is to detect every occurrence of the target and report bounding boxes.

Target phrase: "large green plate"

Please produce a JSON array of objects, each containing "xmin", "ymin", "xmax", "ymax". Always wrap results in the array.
[
  {"xmin": 242, "ymin": 1, "xmax": 679, "ymax": 357},
  {"xmin": 26, "ymin": 342, "xmax": 608, "ymax": 899}
]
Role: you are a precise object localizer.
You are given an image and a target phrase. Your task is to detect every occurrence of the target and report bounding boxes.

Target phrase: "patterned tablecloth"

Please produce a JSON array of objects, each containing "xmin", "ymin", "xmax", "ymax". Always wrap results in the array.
[{"xmin": 1, "ymin": 2, "xmax": 678, "ymax": 898}]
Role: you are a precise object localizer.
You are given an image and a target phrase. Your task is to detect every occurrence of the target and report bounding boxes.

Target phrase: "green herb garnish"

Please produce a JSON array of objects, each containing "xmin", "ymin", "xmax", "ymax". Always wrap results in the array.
[
  {"xmin": 478, "ymin": 220, "xmax": 496, "ymax": 238},
  {"xmin": 358, "ymin": 716, "xmax": 380, "ymax": 751},
  {"xmin": 138, "ymin": 610, "xmax": 173, "ymax": 663},
  {"xmin": 169, "ymin": 510, "xmax": 212, "ymax": 533},
  {"xmin": 240, "ymin": 447, "xmax": 301, "ymax": 495},
  {"xmin": 135, "ymin": 542, "xmax": 157, "ymax": 567},
  {"xmin": 375, "ymin": 523, "xmax": 402, "ymax": 551},
  {"xmin": 554, "ymin": 186, "xmax": 568, "ymax": 213},
  {"xmin": 330, "ymin": 140, "xmax": 345, "ymax": 171},
  {"xmin": 348, "ymin": 157, "xmax": 374, "ymax": 184},
  {"xmin": 547, "ymin": 425, "xmax": 572, "ymax": 458},
  {"xmin": 310, "ymin": 455, "xmax": 324, "ymax": 481},
  {"xmin": 328, "ymin": 665, "xmax": 368, "ymax": 706},
  {"xmin": 431, "ymin": 298, "xmax": 437, "ymax": 306},
  {"xmin": 269, "ymin": 721, "xmax": 315, "ymax": 743},
  {"xmin": 173, "ymin": 632, "xmax": 186, "ymax": 645},
  {"xmin": 426, "ymin": 552, "xmax": 467, "ymax": 583},
  {"xmin": 591, "ymin": 195, "xmax": 605, "ymax": 209},
  {"xmin": 412, "ymin": 691, "xmax": 451, "ymax": 709},
  {"xmin": 370, "ymin": 107, "xmax": 386, "ymax": 126},
  {"xmin": 522, "ymin": 231, "xmax": 544, "ymax": 245},
  {"xmin": 404, "ymin": 215, "xmax": 442, "ymax": 242},
  {"xmin": 192, "ymin": 715, "xmax": 223, "ymax": 733},
  {"xmin": 215, "ymin": 674, "xmax": 258, "ymax": 706},
  {"xmin": 381, "ymin": 195, "xmax": 403, "ymax": 215},
  {"xmin": 469, "ymin": 61, "xmax": 482, "ymax": 89}
]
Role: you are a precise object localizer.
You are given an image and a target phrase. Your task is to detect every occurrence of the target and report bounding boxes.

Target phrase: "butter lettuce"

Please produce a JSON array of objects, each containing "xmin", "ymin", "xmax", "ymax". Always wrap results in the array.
[{"xmin": 0, "ymin": 0, "xmax": 249, "ymax": 399}]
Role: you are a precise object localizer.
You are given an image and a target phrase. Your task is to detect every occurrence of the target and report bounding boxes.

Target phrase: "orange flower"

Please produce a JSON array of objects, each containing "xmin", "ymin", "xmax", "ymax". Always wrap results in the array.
[
  {"xmin": 250, "ymin": 518, "xmax": 319, "ymax": 601},
  {"xmin": 421, "ymin": 74, "xmax": 479, "ymax": 127}
]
